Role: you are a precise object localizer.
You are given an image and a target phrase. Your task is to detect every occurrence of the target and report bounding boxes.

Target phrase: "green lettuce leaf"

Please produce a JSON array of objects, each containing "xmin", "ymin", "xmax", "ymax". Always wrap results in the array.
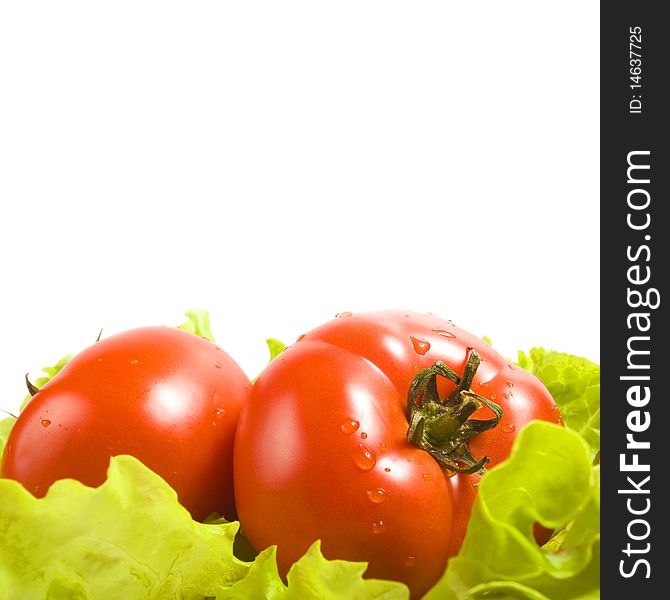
[
  {"xmin": 516, "ymin": 348, "xmax": 600, "ymax": 458},
  {"xmin": 266, "ymin": 338, "xmax": 286, "ymax": 362},
  {"xmin": 177, "ymin": 308, "xmax": 216, "ymax": 342},
  {"xmin": 0, "ymin": 455, "xmax": 249, "ymax": 599},
  {"xmin": 0, "ymin": 415, "xmax": 16, "ymax": 461},
  {"xmin": 217, "ymin": 541, "xmax": 409, "ymax": 600},
  {"xmin": 424, "ymin": 422, "xmax": 600, "ymax": 600}
]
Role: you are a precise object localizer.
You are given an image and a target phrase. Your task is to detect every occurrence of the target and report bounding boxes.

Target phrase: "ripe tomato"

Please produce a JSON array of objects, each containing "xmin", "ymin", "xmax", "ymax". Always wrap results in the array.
[
  {"xmin": 234, "ymin": 311, "xmax": 560, "ymax": 598},
  {"xmin": 1, "ymin": 326, "xmax": 250, "ymax": 521}
]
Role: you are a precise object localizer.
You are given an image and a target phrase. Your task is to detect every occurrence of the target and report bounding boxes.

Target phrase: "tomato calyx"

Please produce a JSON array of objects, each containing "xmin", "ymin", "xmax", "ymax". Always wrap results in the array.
[
  {"xmin": 24, "ymin": 374, "xmax": 39, "ymax": 397},
  {"xmin": 406, "ymin": 348, "xmax": 503, "ymax": 474}
]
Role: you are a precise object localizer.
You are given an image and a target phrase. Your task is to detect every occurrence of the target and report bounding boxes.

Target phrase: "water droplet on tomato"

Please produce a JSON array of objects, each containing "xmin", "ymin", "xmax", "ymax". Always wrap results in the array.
[
  {"xmin": 366, "ymin": 488, "xmax": 386, "ymax": 503},
  {"xmin": 506, "ymin": 380, "xmax": 513, "ymax": 388},
  {"xmin": 404, "ymin": 555, "xmax": 417, "ymax": 567},
  {"xmin": 341, "ymin": 418, "xmax": 360, "ymax": 435},
  {"xmin": 214, "ymin": 361, "xmax": 223, "ymax": 369},
  {"xmin": 130, "ymin": 359, "xmax": 139, "ymax": 366},
  {"xmin": 41, "ymin": 419, "xmax": 51, "ymax": 428},
  {"xmin": 432, "ymin": 328, "xmax": 455, "ymax": 339},
  {"xmin": 503, "ymin": 423, "xmax": 516, "ymax": 433},
  {"xmin": 297, "ymin": 334, "xmax": 306, "ymax": 341},
  {"xmin": 215, "ymin": 408, "xmax": 226, "ymax": 420},
  {"xmin": 336, "ymin": 311, "xmax": 354, "ymax": 318},
  {"xmin": 353, "ymin": 444, "xmax": 376, "ymax": 470},
  {"xmin": 384, "ymin": 467, "xmax": 391, "ymax": 473},
  {"xmin": 422, "ymin": 472, "xmax": 430, "ymax": 480},
  {"xmin": 410, "ymin": 337, "xmax": 431, "ymax": 355},
  {"xmin": 97, "ymin": 357, "xmax": 103, "ymax": 363},
  {"xmin": 360, "ymin": 431, "xmax": 368, "ymax": 439},
  {"xmin": 379, "ymin": 442, "xmax": 388, "ymax": 453},
  {"xmin": 372, "ymin": 520, "xmax": 386, "ymax": 534},
  {"xmin": 507, "ymin": 363, "xmax": 517, "ymax": 370}
]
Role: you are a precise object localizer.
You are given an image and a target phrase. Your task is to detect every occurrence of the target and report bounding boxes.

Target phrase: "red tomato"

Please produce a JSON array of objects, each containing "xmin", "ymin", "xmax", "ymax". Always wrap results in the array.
[
  {"xmin": 234, "ymin": 311, "xmax": 560, "ymax": 598},
  {"xmin": 1, "ymin": 326, "xmax": 250, "ymax": 521}
]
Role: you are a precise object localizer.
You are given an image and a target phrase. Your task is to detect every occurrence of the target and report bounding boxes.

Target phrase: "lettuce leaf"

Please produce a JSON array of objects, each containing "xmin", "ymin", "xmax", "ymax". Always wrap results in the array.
[
  {"xmin": 424, "ymin": 422, "xmax": 600, "ymax": 600},
  {"xmin": 0, "ymin": 455, "xmax": 249, "ymax": 599},
  {"xmin": 266, "ymin": 338, "xmax": 286, "ymax": 362},
  {"xmin": 516, "ymin": 348, "xmax": 600, "ymax": 459},
  {"xmin": 177, "ymin": 308, "xmax": 216, "ymax": 342},
  {"xmin": 0, "ymin": 415, "xmax": 15, "ymax": 462},
  {"xmin": 217, "ymin": 542, "xmax": 408, "ymax": 599}
]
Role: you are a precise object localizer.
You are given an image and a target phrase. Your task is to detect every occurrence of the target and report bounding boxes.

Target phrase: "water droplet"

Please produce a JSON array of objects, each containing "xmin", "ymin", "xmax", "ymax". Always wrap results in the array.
[
  {"xmin": 422, "ymin": 472, "xmax": 430, "ymax": 480},
  {"xmin": 353, "ymin": 443, "xmax": 376, "ymax": 470},
  {"xmin": 360, "ymin": 431, "xmax": 368, "ymax": 439},
  {"xmin": 341, "ymin": 418, "xmax": 360, "ymax": 435},
  {"xmin": 130, "ymin": 359, "xmax": 139, "ymax": 366},
  {"xmin": 410, "ymin": 337, "xmax": 431, "ymax": 355},
  {"xmin": 404, "ymin": 555, "xmax": 417, "ymax": 567},
  {"xmin": 507, "ymin": 363, "xmax": 517, "ymax": 370},
  {"xmin": 97, "ymin": 357, "xmax": 103, "ymax": 363},
  {"xmin": 366, "ymin": 488, "xmax": 386, "ymax": 503},
  {"xmin": 336, "ymin": 311, "xmax": 354, "ymax": 318},
  {"xmin": 490, "ymin": 393, "xmax": 497, "ymax": 400},
  {"xmin": 503, "ymin": 423, "xmax": 516, "ymax": 433},
  {"xmin": 384, "ymin": 467, "xmax": 391, "ymax": 472},
  {"xmin": 372, "ymin": 520, "xmax": 386, "ymax": 534},
  {"xmin": 215, "ymin": 408, "xmax": 226, "ymax": 420},
  {"xmin": 297, "ymin": 334, "xmax": 306, "ymax": 341},
  {"xmin": 379, "ymin": 442, "xmax": 388, "ymax": 453},
  {"xmin": 432, "ymin": 328, "xmax": 455, "ymax": 338},
  {"xmin": 214, "ymin": 361, "xmax": 223, "ymax": 369},
  {"xmin": 41, "ymin": 419, "xmax": 51, "ymax": 428}
]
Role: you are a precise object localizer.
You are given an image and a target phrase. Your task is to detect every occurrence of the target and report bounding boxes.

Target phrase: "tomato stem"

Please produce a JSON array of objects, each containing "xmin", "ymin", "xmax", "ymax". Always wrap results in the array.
[{"xmin": 406, "ymin": 349, "xmax": 503, "ymax": 474}]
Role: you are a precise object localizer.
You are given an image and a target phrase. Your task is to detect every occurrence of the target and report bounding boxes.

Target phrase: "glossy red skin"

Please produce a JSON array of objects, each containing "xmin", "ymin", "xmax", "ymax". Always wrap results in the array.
[
  {"xmin": 1, "ymin": 326, "xmax": 250, "ymax": 521},
  {"xmin": 234, "ymin": 311, "xmax": 560, "ymax": 598}
]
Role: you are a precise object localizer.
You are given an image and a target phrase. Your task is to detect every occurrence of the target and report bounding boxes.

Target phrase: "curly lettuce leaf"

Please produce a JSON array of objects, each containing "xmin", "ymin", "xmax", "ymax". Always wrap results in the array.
[
  {"xmin": 0, "ymin": 455, "xmax": 249, "ymax": 599},
  {"xmin": 0, "ymin": 415, "xmax": 15, "ymax": 461},
  {"xmin": 177, "ymin": 308, "xmax": 216, "ymax": 342},
  {"xmin": 217, "ymin": 541, "xmax": 409, "ymax": 600},
  {"xmin": 517, "ymin": 348, "xmax": 600, "ymax": 458},
  {"xmin": 425, "ymin": 422, "xmax": 600, "ymax": 600},
  {"xmin": 266, "ymin": 338, "xmax": 286, "ymax": 362}
]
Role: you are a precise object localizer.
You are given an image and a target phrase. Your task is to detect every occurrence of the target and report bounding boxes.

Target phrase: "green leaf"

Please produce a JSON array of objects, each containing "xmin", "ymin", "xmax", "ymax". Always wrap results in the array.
[
  {"xmin": 266, "ymin": 338, "xmax": 287, "ymax": 362},
  {"xmin": 0, "ymin": 415, "xmax": 16, "ymax": 460},
  {"xmin": 177, "ymin": 308, "xmax": 216, "ymax": 342},
  {"xmin": 516, "ymin": 348, "xmax": 600, "ymax": 458},
  {"xmin": 0, "ymin": 455, "xmax": 249, "ymax": 599},
  {"xmin": 217, "ymin": 541, "xmax": 409, "ymax": 600},
  {"xmin": 424, "ymin": 422, "xmax": 600, "ymax": 600}
]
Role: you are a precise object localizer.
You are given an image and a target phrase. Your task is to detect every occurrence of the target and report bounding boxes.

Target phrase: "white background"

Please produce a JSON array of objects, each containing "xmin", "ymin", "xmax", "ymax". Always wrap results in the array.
[{"xmin": 0, "ymin": 2, "xmax": 599, "ymax": 417}]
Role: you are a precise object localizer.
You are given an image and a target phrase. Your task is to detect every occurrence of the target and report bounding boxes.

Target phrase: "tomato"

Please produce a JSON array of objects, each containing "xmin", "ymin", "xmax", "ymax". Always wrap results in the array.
[
  {"xmin": 1, "ymin": 326, "xmax": 250, "ymax": 521},
  {"xmin": 234, "ymin": 311, "xmax": 560, "ymax": 598}
]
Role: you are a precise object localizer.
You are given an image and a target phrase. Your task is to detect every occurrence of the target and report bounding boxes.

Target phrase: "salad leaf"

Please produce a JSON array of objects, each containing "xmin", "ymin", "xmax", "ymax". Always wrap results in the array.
[
  {"xmin": 178, "ymin": 308, "xmax": 216, "ymax": 342},
  {"xmin": 0, "ymin": 455, "xmax": 249, "ymax": 599},
  {"xmin": 266, "ymin": 338, "xmax": 287, "ymax": 362},
  {"xmin": 516, "ymin": 348, "xmax": 600, "ymax": 458},
  {"xmin": 424, "ymin": 422, "xmax": 600, "ymax": 600},
  {"xmin": 217, "ymin": 542, "xmax": 408, "ymax": 600},
  {"xmin": 0, "ymin": 415, "xmax": 15, "ymax": 461}
]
